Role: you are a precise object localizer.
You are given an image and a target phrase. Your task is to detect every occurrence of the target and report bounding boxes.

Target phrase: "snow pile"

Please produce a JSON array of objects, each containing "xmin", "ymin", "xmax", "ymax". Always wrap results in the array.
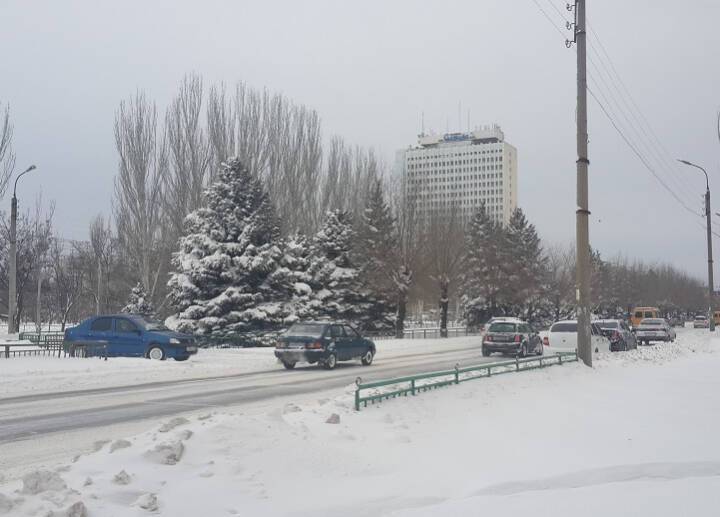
[{"xmin": 2, "ymin": 330, "xmax": 719, "ymax": 516}]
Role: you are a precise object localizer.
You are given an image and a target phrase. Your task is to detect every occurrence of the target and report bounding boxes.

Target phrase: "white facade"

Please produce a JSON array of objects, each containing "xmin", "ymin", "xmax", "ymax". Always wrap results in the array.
[{"xmin": 397, "ymin": 124, "xmax": 518, "ymax": 225}]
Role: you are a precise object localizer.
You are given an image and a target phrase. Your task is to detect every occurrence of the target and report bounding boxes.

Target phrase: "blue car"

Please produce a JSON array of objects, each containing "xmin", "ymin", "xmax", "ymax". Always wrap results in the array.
[{"xmin": 64, "ymin": 314, "xmax": 198, "ymax": 361}]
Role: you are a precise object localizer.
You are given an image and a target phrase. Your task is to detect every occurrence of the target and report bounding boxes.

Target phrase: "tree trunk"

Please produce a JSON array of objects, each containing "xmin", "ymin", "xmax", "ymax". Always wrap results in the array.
[
  {"xmin": 439, "ymin": 279, "xmax": 449, "ymax": 338},
  {"xmin": 396, "ymin": 293, "xmax": 407, "ymax": 339}
]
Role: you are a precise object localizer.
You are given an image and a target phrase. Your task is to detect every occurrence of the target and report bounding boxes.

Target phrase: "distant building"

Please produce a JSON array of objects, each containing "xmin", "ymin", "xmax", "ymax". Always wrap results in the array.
[{"xmin": 397, "ymin": 124, "xmax": 518, "ymax": 224}]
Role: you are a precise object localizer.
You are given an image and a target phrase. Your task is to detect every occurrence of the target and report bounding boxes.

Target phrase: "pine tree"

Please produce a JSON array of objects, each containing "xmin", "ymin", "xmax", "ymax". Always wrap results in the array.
[
  {"xmin": 309, "ymin": 210, "xmax": 373, "ymax": 328},
  {"xmin": 356, "ymin": 179, "xmax": 397, "ymax": 331},
  {"xmin": 167, "ymin": 158, "xmax": 288, "ymax": 344},
  {"xmin": 505, "ymin": 208, "xmax": 547, "ymax": 322},
  {"xmin": 121, "ymin": 282, "xmax": 156, "ymax": 318},
  {"xmin": 459, "ymin": 204, "xmax": 507, "ymax": 326}
]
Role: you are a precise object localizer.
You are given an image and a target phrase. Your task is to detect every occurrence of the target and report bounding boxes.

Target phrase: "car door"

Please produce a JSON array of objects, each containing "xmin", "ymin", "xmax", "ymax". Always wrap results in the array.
[
  {"xmin": 113, "ymin": 317, "xmax": 144, "ymax": 357},
  {"xmin": 88, "ymin": 317, "xmax": 114, "ymax": 355},
  {"xmin": 343, "ymin": 325, "xmax": 364, "ymax": 358},
  {"xmin": 329, "ymin": 325, "xmax": 350, "ymax": 360}
]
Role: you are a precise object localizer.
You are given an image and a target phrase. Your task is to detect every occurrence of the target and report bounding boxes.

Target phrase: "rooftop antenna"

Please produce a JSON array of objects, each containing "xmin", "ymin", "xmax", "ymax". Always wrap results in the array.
[
  {"xmin": 421, "ymin": 111, "xmax": 425, "ymax": 137},
  {"xmin": 467, "ymin": 109, "xmax": 470, "ymax": 133},
  {"xmin": 458, "ymin": 101, "xmax": 461, "ymax": 133}
]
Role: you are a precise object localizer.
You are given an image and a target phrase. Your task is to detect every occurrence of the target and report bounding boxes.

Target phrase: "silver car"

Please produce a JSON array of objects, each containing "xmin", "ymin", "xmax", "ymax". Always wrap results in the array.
[{"xmin": 635, "ymin": 318, "xmax": 676, "ymax": 345}]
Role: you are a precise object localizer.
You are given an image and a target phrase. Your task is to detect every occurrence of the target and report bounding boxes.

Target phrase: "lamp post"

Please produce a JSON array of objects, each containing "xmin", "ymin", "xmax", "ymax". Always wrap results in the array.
[
  {"xmin": 678, "ymin": 159, "xmax": 714, "ymax": 331},
  {"xmin": 8, "ymin": 164, "xmax": 36, "ymax": 335}
]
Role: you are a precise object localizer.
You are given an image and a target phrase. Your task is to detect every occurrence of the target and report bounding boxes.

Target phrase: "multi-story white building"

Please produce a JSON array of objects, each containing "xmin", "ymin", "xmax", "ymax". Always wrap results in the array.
[{"xmin": 397, "ymin": 124, "xmax": 517, "ymax": 225}]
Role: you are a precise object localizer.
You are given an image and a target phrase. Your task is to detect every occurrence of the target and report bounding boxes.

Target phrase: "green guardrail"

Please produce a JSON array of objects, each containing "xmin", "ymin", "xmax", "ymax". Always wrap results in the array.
[{"xmin": 354, "ymin": 351, "xmax": 578, "ymax": 411}]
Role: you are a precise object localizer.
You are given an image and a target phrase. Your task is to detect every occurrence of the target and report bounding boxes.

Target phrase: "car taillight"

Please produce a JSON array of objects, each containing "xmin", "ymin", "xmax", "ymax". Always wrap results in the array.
[
  {"xmin": 305, "ymin": 341, "xmax": 323, "ymax": 350},
  {"xmin": 514, "ymin": 334, "xmax": 521, "ymax": 343},
  {"xmin": 612, "ymin": 331, "xmax": 620, "ymax": 340},
  {"xmin": 485, "ymin": 335, "xmax": 493, "ymax": 342},
  {"xmin": 276, "ymin": 341, "xmax": 286, "ymax": 349},
  {"xmin": 543, "ymin": 336, "xmax": 549, "ymax": 346}
]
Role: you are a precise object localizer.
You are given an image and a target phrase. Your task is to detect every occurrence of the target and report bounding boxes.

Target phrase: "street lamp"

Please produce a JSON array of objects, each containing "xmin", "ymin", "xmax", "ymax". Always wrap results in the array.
[
  {"xmin": 8, "ymin": 164, "xmax": 36, "ymax": 334},
  {"xmin": 678, "ymin": 159, "xmax": 714, "ymax": 331}
]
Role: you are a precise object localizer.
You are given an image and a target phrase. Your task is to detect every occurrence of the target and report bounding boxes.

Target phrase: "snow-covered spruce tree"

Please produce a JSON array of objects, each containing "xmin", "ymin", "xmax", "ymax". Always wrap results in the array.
[
  {"xmin": 167, "ymin": 158, "xmax": 289, "ymax": 344},
  {"xmin": 505, "ymin": 208, "xmax": 547, "ymax": 324},
  {"xmin": 356, "ymin": 179, "xmax": 397, "ymax": 331},
  {"xmin": 121, "ymin": 282, "xmax": 156, "ymax": 318},
  {"xmin": 459, "ymin": 204, "xmax": 508, "ymax": 327},
  {"xmin": 309, "ymin": 210, "xmax": 373, "ymax": 328}
]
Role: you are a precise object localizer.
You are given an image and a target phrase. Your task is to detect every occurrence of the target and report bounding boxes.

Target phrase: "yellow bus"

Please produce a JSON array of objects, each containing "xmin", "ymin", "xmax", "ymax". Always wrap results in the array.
[{"xmin": 631, "ymin": 307, "xmax": 659, "ymax": 328}]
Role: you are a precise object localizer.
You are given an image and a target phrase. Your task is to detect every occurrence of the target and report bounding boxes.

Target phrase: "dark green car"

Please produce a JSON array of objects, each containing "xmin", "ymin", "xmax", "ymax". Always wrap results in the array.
[{"xmin": 274, "ymin": 322, "xmax": 376, "ymax": 370}]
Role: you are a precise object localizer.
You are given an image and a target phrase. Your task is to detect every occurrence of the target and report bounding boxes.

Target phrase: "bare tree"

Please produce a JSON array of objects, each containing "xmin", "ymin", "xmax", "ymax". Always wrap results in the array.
[
  {"xmin": 113, "ymin": 92, "xmax": 168, "ymax": 299},
  {"xmin": 0, "ymin": 102, "xmax": 15, "ymax": 200},
  {"xmin": 0, "ymin": 198, "xmax": 54, "ymax": 329},
  {"xmin": 164, "ymin": 74, "xmax": 211, "ymax": 238},
  {"xmin": 49, "ymin": 239, "xmax": 84, "ymax": 330},
  {"xmin": 89, "ymin": 214, "xmax": 114, "ymax": 314},
  {"xmin": 424, "ymin": 206, "xmax": 465, "ymax": 336}
]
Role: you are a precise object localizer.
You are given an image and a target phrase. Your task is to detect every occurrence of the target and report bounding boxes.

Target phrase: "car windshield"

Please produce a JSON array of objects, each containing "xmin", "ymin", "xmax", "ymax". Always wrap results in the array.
[
  {"xmin": 597, "ymin": 321, "xmax": 618, "ymax": 329},
  {"xmin": 641, "ymin": 319, "xmax": 663, "ymax": 326},
  {"xmin": 488, "ymin": 322, "xmax": 516, "ymax": 333},
  {"xmin": 550, "ymin": 322, "xmax": 577, "ymax": 332},
  {"xmin": 286, "ymin": 323, "xmax": 325, "ymax": 338},
  {"xmin": 143, "ymin": 319, "xmax": 170, "ymax": 331}
]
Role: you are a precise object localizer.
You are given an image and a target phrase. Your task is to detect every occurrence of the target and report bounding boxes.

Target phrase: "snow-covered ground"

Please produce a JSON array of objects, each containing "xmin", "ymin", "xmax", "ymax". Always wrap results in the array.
[
  {"xmin": 0, "ymin": 337, "xmax": 481, "ymax": 399},
  {"xmin": 1, "ymin": 328, "xmax": 717, "ymax": 516}
]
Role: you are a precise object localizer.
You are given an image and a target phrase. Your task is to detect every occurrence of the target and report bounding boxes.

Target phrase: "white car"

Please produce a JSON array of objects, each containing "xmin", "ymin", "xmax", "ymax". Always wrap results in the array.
[
  {"xmin": 544, "ymin": 320, "xmax": 611, "ymax": 353},
  {"xmin": 635, "ymin": 318, "xmax": 676, "ymax": 344},
  {"xmin": 693, "ymin": 315, "xmax": 710, "ymax": 329}
]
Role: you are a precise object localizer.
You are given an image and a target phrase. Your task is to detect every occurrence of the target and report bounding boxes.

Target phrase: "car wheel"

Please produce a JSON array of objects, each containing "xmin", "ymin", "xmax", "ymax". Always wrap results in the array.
[
  {"xmin": 282, "ymin": 360, "xmax": 296, "ymax": 370},
  {"xmin": 361, "ymin": 350, "xmax": 374, "ymax": 366},
  {"xmin": 482, "ymin": 346, "xmax": 491, "ymax": 357},
  {"xmin": 147, "ymin": 345, "xmax": 165, "ymax": 361},
  {"xmin": 174, "ymin": 356, "xmax": 189, "ymax": 362},
  {"xmin": 518, "ymin": 344, "xmax": 527, "ymax": 358},
  {"xmin": 536, "ymin": 342, "xmax": 543, "ymax": 356},
  {"xmin": 323, "ymin": 352, "xmax": 337, "ymax": 370}
]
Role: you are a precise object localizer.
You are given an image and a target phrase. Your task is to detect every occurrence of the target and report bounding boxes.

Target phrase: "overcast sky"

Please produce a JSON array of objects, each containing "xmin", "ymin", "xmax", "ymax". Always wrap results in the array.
[{"xmin": 2, "ymin": 0, "xmax": 719, "ymax": 280}]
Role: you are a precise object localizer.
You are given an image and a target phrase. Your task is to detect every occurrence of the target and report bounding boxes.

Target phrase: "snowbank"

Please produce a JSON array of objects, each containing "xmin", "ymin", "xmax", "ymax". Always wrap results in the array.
[{"xmin": 1, "ymin": 329, "xmax": 718, "ymax": 516}]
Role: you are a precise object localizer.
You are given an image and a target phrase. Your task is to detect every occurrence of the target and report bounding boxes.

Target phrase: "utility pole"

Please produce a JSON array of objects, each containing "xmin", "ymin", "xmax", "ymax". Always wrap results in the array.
[
  {"xmin": 567, "ymin": 0, "xmax": 591, "ymax": 366},
  {"xmin": 678, "ymin": 159, "xmax": 714, "ymax": 331},
  {"xmin": 8, "ymin": 164, "xmax": 37, "ymax": 335}
]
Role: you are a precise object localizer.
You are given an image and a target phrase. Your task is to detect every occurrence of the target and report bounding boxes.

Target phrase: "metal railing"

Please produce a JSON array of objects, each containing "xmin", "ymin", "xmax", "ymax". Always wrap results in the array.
[
  {"xmin": 1, "ymin": 341, "xmax": 107, "ymax": 359},
  {"xmin": 370, "ymin": 327, "xmax": 480, "ymax": 340},
  {"xmin": 18, "ymin": 331, "xmax": 65, "ymax": 346},
  {"xmin": 354, "ymin": 351, "xmax": 578, "ymax": 410}
]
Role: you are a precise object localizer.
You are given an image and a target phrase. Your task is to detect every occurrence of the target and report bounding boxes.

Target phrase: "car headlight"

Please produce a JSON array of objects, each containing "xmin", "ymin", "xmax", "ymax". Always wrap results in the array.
[{"xmin": 169, "ymin": 338, "xmax": 181, "ymax": 345}]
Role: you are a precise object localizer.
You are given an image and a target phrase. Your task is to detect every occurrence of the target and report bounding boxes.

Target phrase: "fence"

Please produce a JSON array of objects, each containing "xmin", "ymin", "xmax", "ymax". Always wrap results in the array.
[
  {"xmin": 18, "ymin": 331, "xmax": 65, "ymax": 346},
  {"xmin": 354, "ymin": 351, "xmax": 578, "ymax": 410},
  {"xmin": 369, "ymin": 327, "xmax": 480, "ymax": 340},
  {"xmin": 1, "ymin": 340, "xmax": 107, "ymax": 359}
]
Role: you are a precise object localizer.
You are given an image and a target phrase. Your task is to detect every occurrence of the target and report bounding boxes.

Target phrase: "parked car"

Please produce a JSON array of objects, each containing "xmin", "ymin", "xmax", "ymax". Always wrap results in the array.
[
  {"xmin": 669, "ymin": 316, "xmax": 685, "ymax": 328},
  {"xmin": 274, "ymin": 322, "xmax": 376, "ymax": 370},
  {"xmin": 63, "ymin": 314, "xmax": 198, "ymax": 360},
  {"xmin": 543, "ymin": 320, "xmax": 611, "ymax": 353},
  {"xmin": 481, "ymin": 320, "xmax": 542, "ymax": 357},
  {"xmin": 595, "ymin": 319, "xmax": 638, "ymax": 352},
  {"xmin": 630, "ymin": 306, "xmax": 660, "ymax": 329},
  {"xmin": 693, "ymin": 315, "xmax": 710, "ymax": 329},
  {"xmin": 635, "ymin": 318, "xmax": 676, "ymax": 344}
]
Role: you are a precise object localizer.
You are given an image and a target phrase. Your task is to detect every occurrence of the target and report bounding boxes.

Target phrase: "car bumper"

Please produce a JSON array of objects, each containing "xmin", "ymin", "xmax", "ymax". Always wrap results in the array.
[
  {"xmin": 482, "ymin": 342, "xmax": 521, "ymax": 353},
  {"xmin": 635, "ymin": 332, "xmax": 668, "ymax": 340},
  {"xmin": 274, "ymin": 348, "xmax": 328, "ymax": 363}
]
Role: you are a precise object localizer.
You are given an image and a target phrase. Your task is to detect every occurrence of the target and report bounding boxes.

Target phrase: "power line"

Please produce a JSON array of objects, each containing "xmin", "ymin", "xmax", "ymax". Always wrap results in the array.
[{"xmin": 529, "ymin": 1, "xmax": 707, "ymax": 226}]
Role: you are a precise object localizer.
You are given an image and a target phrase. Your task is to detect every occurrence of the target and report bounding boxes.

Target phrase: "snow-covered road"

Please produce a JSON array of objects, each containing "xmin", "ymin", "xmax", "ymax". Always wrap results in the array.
[{"xmin": 2, "ymin": 328, "xmax": 716, "ymax": 516}]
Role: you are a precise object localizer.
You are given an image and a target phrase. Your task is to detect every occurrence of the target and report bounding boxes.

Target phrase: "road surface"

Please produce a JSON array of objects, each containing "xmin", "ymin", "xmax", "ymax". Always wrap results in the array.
[{"xmin": 0, "ymin": 341, "xmax": 502, "ymax": 446}]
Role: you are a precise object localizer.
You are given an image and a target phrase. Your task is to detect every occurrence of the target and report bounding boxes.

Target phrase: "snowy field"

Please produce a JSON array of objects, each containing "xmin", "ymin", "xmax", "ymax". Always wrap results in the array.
[
  {"xmin": 1, "ymin": 329, "xmax": 718, "ymax": 516},
  {"xmin": 0, "ymin": 337, "xmax": 482, "ymax": 400}
]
